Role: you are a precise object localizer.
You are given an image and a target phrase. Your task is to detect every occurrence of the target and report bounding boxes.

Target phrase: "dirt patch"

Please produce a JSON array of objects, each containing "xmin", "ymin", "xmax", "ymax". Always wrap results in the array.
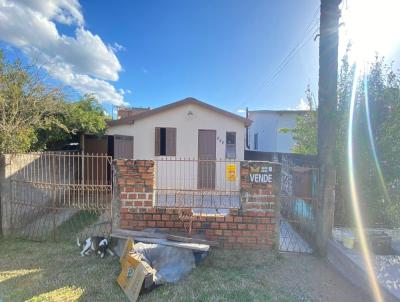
[{"xmin": 268, "ymin": 253, "xmax": 372, "ymax": 302}]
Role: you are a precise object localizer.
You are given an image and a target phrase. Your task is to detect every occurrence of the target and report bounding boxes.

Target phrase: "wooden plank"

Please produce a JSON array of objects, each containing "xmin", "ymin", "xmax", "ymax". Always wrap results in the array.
[
  {"xmin": 166, "ymin": 234, "xmax": 218, "ymax": 247},
  {"xmin": 113, "ymin": 229, "xmax": 168, "ymax": 240},
  {"xmin": 112, "ymin": 228, "xmax": 217, "ymax": 246},
  {"xmin": 133, "ymin": 237, "xmax": 209, "ymax": 252}
]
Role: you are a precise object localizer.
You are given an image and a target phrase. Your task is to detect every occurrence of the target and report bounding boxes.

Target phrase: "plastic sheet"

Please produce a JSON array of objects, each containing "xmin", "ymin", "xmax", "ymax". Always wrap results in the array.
[{"xmin": 131, "ymin": 242, "xmax": 196, "ymax": 284}]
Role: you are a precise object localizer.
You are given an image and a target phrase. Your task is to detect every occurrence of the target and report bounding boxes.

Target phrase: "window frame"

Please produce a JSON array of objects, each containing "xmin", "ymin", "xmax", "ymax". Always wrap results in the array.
[
  {"xmin": 225, "ymin": 131, "xmax": 236, "ymax": 159},
  {"xmin": 254, "ymin": 133, "xmax": 258, "ymax": 150},
  {"xmin": 155, "ymin": 127, "xmax": 177, "ymax": 156}
]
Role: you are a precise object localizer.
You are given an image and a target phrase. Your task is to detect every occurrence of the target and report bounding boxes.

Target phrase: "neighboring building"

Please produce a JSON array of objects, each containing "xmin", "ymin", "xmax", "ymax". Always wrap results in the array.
[
  {"xmin": 116, "ymin": 106, "xmax": 150, "ymax": 119},
  {"xmin": 106, "ymin": 97, "xmax": 251, "ymax": 160},
  {"xmin": 247, "ymin": 110, "xmax": 306, "ymax": 153}
]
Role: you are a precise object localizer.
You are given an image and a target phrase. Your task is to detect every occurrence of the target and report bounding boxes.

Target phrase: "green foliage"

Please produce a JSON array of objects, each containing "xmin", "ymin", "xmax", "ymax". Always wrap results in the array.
[
  {"xmin": 289, "ymin": 49, "xmax": 400, "ymax": 227},
  {"xmin": 34, "ymin": 95, "xmax": 108, "ymax": 150},
  {"xmin": 280, "ymin": 86, "xmax": 317, "ymax": 155},
  {"xmin": 0, "ymin": 49, "xmax": 108, "ymax": 153},
  {"xmin": 0, "ymin": 50, "xmax": 66, "ymax": 153},
  {"xmin": 292, "ymin": 87, "xmax": 317, "ymax": 154}
]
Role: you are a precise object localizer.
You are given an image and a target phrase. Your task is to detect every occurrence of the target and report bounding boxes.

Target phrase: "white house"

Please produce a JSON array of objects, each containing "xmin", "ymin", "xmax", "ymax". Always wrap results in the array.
[
  {"xmin": 247, "ymin": 110, "xmax": 306, "ymax": 153},
  {"xmin": 104, "ymin": 98, "xmax": 251, "ymax": 199},
  {"xmin": 106, "ymin": 97, "xmax": 251, "ymax": 161}
]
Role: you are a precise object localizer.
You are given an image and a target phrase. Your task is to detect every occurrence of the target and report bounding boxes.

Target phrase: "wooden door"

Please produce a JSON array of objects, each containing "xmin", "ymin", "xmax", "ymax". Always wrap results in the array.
[
  {"xmin": 198, "ymin": 130, "xmax": 216, "ymax": 189},
  {"xmin": 114, "ymin": 135, "xmax": 134, "ymax": 159}
]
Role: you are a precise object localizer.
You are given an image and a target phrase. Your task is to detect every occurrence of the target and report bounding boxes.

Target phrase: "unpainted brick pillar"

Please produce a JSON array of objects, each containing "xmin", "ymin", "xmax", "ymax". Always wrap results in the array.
[{"xmin": 112, "ymin": 160, "xmax": 154, "ymax": 230}]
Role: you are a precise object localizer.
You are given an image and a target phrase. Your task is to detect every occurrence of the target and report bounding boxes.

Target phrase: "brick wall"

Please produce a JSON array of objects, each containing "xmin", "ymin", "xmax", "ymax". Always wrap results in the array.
[{"xmin": 114, "ymin": 160, "xmax": 279, "ymax": 249}]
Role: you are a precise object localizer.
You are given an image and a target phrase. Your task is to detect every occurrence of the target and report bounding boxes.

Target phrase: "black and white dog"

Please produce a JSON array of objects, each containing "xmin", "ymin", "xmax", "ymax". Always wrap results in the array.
[{"xmin": 77, "ymin": 236, "xmax": 115, "ymax": 258}]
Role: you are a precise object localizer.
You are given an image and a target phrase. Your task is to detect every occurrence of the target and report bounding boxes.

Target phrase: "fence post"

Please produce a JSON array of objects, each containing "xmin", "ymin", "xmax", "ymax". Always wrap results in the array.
[
  {"xmin": 274, "ymin": 164, "xmax": 282, "ymax": 251},
  {"xmin": 0, "ymin": 154, "xmax": 4, "ymax": 237},
  {"xmin": 112, "ymin": 160, "xmax": 121, "ymax": 231}
]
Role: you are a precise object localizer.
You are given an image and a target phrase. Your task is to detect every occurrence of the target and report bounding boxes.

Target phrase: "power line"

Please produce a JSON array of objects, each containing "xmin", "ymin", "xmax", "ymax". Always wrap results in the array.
[
  {"xmin": 263, "ymin": 6, "xmax": 320, "ymax": 89},
  {"xmin": 236, "ymin": 6, "xmax": 320, "ymax": 111}
]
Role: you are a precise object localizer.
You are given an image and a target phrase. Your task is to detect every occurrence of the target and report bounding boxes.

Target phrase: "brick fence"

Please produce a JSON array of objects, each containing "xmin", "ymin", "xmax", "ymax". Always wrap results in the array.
[{"xmin": 113, "ymin": 160, "xmax": 280, "ymax": 249}]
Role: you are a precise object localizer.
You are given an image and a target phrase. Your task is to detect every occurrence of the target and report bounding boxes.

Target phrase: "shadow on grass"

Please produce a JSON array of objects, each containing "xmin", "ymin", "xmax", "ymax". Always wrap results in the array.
[
  {"xmin": 55, "ymin": 210, "xmax": 100, "ymax": 242},
  {"xmin": 0, "ymin": 238, "xmax": 296, "ymax": 302},
  {"xmin": 0, "ymin": 238, "xmax": 125, "ymax": 302}
]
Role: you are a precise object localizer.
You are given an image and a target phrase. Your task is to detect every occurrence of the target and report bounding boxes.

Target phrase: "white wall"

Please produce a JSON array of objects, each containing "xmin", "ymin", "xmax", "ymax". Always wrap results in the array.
[{"xmin": 248, "ymin": 111, "xmax": 301, "ymax": 153}]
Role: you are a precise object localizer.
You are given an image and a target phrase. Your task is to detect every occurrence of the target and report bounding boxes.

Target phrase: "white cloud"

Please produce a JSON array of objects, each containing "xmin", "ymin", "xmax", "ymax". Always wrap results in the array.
[
  {"xmin": 48, "ymin": 63, "xmax": 126, "ymax": 105},
  {"xmin": 112, "ymin": 42, "xmax": 125, "ymax": 52},
  {"xmin": 237, "ymin": 109, "xmax": 246, "ymax": 114},
  {"xmin": 0, "ymin": 0, "xmax": 127, "ymax": 106},
  {"xmin": 13, "ymin": 0, "xmax": 84, "ymax": 25},
  {"xmin": 287, "ymin": 98, "xmax": 310, "ymax": 111},
  {"xmin": 296, "ymin": 98, "xmax": 310, "ymax": 110}
]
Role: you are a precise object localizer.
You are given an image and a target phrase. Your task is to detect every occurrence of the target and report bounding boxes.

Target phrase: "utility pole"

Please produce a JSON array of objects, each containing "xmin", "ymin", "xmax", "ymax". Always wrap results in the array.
[{"xmin": 315, "ymin": 0, "xmax": 341, "ymax": 256}]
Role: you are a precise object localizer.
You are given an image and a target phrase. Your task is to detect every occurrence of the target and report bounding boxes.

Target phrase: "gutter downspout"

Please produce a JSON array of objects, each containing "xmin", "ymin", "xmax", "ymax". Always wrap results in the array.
[{"xmin": 245, "ymin": 107, "xmax": 250, "ymax": 149}]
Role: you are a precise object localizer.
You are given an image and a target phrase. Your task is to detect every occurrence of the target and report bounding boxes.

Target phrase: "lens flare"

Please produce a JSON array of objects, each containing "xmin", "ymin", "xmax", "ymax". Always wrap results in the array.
[
  {"xmin": 340, "ymin": 0, "xmax": 400, "ymax": 62},
  {"xmin": 363, "ymin": 75, "xmax": 391, "ymax": 204},
  {"xmin": 348, "ymin": 65, "xmax": 383, "ymax": 302}
]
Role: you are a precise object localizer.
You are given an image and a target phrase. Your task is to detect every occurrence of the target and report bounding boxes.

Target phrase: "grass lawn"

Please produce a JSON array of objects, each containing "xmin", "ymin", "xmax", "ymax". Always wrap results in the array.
[{"xmin": 0, "ymin": 238, "xmax": 367, "ymax": 302}]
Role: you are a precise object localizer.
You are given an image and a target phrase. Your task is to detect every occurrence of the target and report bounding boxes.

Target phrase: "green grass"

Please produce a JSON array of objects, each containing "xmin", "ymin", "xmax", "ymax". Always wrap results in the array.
[
  {"xmin": 0, "ymin": 238, "xmax": 309, "ymax": 302},
  {"xmin": 0, "ymin": 238, "xmax": 124, "ymax": 302},
  {"xmin": 141, "ymin": 249, "xmax": 298, "ymax": 302},
  {"xmin": 55, "ymin": 210, "xmax": 101, "ymax": 241}
]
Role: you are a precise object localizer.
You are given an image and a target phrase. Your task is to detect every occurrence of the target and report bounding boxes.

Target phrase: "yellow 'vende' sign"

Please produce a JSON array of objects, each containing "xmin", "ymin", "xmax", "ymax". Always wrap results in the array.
[{"xmin": 226, "ymin": 164, "xmax": 237, "ymax": 181}]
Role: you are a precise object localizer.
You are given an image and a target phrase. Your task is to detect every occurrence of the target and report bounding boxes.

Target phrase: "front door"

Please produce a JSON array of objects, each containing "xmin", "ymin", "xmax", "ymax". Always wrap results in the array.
[{"xmin": 198, "ymin": 130, "xmax": 216, "ymax": 189}]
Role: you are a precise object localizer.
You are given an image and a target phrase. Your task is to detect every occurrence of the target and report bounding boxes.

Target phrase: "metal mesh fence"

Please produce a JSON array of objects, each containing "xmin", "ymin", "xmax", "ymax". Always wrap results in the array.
[
  {"xmin": 154, "ymin": 158, "xmax": 241, "ymax": 211},
  {"xmin": 279, "ymin": 159, "xmax": 318, "ymax": 253},
  {"xmin": 9, "ymin": 152, "xmax": 112, "ymax": 241}
]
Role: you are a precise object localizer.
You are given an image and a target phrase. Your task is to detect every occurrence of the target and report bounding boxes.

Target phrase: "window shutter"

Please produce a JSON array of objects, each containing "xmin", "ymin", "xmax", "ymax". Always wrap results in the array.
[
  {"xmin": 155, "ymin": 127, "xmax": 160, "ymax": 156},
  {"xmin": 166, "ymin": 128, "xmax": 177, "ymax": 156}
]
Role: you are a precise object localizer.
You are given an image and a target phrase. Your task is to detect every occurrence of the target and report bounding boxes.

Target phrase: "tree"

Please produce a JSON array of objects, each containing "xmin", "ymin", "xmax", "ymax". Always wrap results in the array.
[
  {"xmin": 0, "ymin": 50, "xmax": 109, "ymax": 153},
  {"xmin": 0, "ymin": 50, "xmax": 66, "ymax": 153},
  {"xmin": 34, "ymin": 94, "xmax": 109, "ymax": 150},
  {"xmin": 280, "ymin": 86, "xmax": 317, "ymax": 154},
  {"xmin": 290, "ymin": 51, "xmax": 400, "ymax": 228}
]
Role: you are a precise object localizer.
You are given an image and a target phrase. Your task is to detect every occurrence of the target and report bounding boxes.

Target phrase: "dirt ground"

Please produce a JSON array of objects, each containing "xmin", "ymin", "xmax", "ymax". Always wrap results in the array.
[
  {"xmin": 268, "ymin": 253, "xmax": 372, "ymax": 302},
  {"xmin": 0, "ymin": 238, "xmax": 371, "ymax": 302}
]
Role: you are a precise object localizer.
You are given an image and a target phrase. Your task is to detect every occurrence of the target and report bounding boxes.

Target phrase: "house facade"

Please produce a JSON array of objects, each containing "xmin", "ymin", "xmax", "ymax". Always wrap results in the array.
[
  {"xmin": 104, "ymin": 98, "xmax": 251, "ymax": 196},
  {"xmin": 106, "ymin": 97, "xmax": 250, "ymax": 161},
  {"xmin": 247, "ymin": 110, "xmax": 306, "ymax": 153}
]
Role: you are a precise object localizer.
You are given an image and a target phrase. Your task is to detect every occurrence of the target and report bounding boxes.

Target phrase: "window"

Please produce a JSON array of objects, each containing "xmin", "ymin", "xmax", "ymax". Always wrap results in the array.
[
  {"xmin": 254, "ymin": 133, "xmax": 258, "ymax": 150},
  {"xmin": 225, "ymin": 132, "xmax": 236, "ymax": 159},
  {"xmin": 155, "ymin": 127, "xmax": 176, "ymax": 156}
]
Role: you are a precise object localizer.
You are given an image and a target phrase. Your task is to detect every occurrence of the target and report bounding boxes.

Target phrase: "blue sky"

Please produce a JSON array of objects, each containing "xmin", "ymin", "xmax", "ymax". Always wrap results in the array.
[
  {"xmin": 2, "ymin": 1, "xmax": 398, "ymax": 116},
  {"xmin": 81, "ymin": 0, "xmax": 320, "ymax": 113}
]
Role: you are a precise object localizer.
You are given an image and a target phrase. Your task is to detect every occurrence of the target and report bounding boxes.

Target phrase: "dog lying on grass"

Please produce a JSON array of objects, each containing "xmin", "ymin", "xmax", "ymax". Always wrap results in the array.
[{"xmin": 77, "ymin": 236, "xmax": 115, "ymax": 258}]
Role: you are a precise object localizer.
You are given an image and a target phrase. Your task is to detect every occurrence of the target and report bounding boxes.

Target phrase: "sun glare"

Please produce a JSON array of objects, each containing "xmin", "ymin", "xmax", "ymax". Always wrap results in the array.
[
  {"xmin": 340, "ymin": 0, "xmax": 400, "ymax": 62},
  {"xmin": 342, "ymin": 1, "xmax": 400, "ymax": 302}
]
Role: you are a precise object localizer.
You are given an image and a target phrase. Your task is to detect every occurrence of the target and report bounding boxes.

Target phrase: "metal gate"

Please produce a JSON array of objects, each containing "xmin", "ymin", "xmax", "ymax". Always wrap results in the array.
[
  {"xmin": 279, "ymin": 157, "xmax": 318, "ymax": 253},
  {"xmin": 153, "ymin": 158, "xmax": 241, "ymax": 216},
  {"xmin": 9, "ymin": 152, "xmax": 113, "ymax": 241}
]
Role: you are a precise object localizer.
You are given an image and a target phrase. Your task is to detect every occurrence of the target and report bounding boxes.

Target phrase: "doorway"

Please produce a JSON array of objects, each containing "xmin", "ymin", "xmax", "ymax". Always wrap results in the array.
[{"xmin": 197, "ymin": 129, "xmax": 216, "ymax": 189}]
